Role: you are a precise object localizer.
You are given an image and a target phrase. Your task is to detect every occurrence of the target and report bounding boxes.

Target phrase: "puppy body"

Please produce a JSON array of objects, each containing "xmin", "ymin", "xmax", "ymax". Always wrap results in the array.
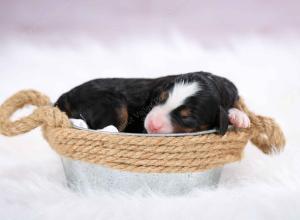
[
  {"xmin": 56, "ymin": 75, "xmax": 176, "ymax": 133},
  {"xmin": 55, "ymin": 71, "xmax": 245, "ymax": 134}
]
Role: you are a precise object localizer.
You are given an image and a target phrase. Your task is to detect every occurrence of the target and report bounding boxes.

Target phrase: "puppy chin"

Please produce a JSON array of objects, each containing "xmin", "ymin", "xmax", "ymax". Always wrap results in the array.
[{"xmin": 145, "ymin": 127, "xmax": 173, "ymax": 134}]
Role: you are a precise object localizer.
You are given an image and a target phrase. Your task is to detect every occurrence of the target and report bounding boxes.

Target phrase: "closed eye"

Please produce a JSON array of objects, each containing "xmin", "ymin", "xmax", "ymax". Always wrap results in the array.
[
  {"xmin": 180, "ymin": 115, "xmax": 198, "ymax": 127},
  {"xmin": 181, "ymin": 115, "xmax": 193, "ymax": 119}
]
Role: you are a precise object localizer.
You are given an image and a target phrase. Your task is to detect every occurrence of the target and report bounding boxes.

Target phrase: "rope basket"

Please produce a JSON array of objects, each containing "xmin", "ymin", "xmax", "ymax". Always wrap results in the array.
[{"xmin": 0, "ymin": 90, "xmax": 286, "ymax": 173}]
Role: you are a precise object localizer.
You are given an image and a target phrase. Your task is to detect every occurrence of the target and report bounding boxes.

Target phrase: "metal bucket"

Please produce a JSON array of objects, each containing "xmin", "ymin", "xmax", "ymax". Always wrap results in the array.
[
  {"xmin": 61, "ymin": 127, "xmax": 223, "ymax": 195},
  {"xmin": 61, "ymin": 157, "xmax": 222, "ymax": 195}
]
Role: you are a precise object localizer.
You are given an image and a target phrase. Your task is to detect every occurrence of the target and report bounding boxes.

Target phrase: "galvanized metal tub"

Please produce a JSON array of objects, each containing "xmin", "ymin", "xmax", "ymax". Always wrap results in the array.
[{"xmin": 61, "ymin": 127, "xmax": 223, "ymax": 195}]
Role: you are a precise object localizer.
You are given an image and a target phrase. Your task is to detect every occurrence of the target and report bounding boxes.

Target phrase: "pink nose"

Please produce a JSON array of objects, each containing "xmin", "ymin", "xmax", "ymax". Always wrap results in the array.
[{"xmin": 149, "ymin": 119, "xmax": 163, "ymax": 132}]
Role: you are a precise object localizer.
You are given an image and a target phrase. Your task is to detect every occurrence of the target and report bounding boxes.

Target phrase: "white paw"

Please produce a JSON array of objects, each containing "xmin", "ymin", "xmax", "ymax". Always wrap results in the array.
[
  {"xmin": 98, "ymin": 125, "xmax": 119, "ymax": 133},
  {"xmin": 70, "ymin": 118, "xmax": 89, "ymax": 129},
  {"xmin": 228, "ymin": 108, "xmax": 250, "ymax": 128}
]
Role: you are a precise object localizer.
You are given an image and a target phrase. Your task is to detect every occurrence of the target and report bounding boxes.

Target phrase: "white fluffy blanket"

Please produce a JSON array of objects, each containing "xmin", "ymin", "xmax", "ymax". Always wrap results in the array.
[{"xmin": 0, "ymin": 36, "xmax": 299, "ymax": 220}]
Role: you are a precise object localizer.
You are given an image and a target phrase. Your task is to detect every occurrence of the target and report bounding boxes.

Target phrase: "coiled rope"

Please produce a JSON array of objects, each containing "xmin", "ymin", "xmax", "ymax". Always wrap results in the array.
[{"xmin": 0, "ymin": 90, "xmax": 285, "ymax": 173}]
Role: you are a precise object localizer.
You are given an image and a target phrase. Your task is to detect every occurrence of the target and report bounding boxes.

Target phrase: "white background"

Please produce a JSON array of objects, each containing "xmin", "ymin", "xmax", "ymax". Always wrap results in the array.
[{"xmin": 0, "ymin": 1, "xmax": 300, "ymax": 219}]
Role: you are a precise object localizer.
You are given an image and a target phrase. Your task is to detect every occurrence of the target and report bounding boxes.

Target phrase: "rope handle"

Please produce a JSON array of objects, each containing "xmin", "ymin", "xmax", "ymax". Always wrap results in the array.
[
  {"xmin": 0, "ymin": 90, "xmax": 285, "ymax": 154},
  {"xmin": 0, "ymin": 90, "xmax": 70, "ymax": 136},
  {"xmin": 234, "ymin": 98, "xmax": 285, "ymax": 154}
]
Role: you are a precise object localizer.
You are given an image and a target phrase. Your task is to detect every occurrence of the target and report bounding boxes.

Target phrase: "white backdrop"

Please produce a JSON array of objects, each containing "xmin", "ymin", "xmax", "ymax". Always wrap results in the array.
[
  {"xmin": 0, "ymin": 35, "xmax": 299, "ymax": 220},
  {"xmin": 1, "ymin": 1, "xmax": 300, "ymax": 219}
]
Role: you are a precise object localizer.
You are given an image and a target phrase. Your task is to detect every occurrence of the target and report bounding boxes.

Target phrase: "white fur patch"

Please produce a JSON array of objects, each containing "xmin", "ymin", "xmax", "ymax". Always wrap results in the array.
[
  {"xmin": 161, "ymin": 81, "xmax": 201, "ymax": 112},
  {"xmin": 70, "ymin": 118, "xmax": 119, "ymax": 132}
]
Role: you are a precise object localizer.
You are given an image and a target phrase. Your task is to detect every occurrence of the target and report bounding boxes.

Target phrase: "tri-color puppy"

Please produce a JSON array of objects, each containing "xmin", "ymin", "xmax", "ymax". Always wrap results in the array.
[{"xmin": 55, "ymin": 71, "xmax": 250, "ymax": 135}]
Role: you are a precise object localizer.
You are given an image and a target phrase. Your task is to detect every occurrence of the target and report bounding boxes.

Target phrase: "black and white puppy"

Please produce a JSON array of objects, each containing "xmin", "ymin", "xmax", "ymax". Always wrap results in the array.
[{"xmin": 55, "ymin": 71, "xmax": 250, "ymax": 134}]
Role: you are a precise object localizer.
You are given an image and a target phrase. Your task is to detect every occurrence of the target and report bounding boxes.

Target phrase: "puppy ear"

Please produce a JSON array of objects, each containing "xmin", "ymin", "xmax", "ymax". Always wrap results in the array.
[{"xmin": 218, "ymin": 106, "xmax": 229, "ymax": 135}]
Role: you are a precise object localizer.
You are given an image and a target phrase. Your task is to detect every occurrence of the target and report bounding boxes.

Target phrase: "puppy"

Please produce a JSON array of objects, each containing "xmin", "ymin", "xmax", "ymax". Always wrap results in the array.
[{"xmin": 55, "ymin": 71, "xmax": 250, "ymax": 134}]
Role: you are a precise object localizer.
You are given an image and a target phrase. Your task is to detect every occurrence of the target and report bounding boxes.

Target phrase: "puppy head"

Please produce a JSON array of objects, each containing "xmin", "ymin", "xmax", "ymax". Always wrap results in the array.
[{"xmin": 144, "ymin": 80, "xmax": 228, "ymax": 134}]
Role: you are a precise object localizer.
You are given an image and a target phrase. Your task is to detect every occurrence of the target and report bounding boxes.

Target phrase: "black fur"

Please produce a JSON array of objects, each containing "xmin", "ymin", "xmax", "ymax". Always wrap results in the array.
[{"xmin": 55, "ymin": 71, "xmax": 239, "ymax": 134}]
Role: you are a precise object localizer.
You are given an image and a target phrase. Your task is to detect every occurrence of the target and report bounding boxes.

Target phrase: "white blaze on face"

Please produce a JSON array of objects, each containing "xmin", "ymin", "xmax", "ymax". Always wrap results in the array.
[{"xmin": 144, "ymin": 81, "xmax": 201, "ymax": 133}]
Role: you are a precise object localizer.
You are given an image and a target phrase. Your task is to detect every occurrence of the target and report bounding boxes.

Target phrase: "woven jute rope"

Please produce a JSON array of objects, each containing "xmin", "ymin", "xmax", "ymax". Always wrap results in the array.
[{"xmin": 0, "ymin": 90, "xmax": 286, "ymax": 173}]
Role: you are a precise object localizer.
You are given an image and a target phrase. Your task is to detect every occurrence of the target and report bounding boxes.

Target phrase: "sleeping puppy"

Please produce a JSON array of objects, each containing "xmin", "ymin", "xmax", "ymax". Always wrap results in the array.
[{"xmin": 55, "ymin": 71, "xmax": 250, "ymax": 135}]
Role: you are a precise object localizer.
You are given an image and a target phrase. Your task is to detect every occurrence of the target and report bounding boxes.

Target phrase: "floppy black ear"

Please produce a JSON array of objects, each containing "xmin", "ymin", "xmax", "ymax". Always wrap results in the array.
[{"xmin": 218, "ymin": 106, "xmax": 229, "ymax": 135}]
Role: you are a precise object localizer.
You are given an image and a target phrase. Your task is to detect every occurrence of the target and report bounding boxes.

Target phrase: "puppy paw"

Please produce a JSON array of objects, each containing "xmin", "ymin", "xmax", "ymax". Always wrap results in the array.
[{"xmin": 228, "ymin": 108, "xmax": 250, "ymax": 128}]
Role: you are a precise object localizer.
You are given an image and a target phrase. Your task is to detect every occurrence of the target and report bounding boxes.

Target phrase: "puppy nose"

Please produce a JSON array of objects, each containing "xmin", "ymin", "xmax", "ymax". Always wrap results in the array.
[{"xmin": 149, "ymin": 119, "xmax": 163, "ymax": 131}]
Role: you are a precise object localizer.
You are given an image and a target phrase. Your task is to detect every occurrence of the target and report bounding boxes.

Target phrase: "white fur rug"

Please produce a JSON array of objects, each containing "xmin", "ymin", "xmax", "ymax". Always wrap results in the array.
[{"xmin": 0, "ymin": 36, "xmax": 299, "ymax": 220}]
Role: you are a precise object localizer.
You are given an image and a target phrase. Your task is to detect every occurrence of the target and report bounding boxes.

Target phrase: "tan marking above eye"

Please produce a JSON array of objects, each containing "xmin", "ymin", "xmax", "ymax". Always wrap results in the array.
[
  {"xmin": 159, "ymin": 91, "xmax": 169, "ymax": 102},
  {"xmin": 180, "ymin": 108, "xmax": 192, "ymax": 118}
]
